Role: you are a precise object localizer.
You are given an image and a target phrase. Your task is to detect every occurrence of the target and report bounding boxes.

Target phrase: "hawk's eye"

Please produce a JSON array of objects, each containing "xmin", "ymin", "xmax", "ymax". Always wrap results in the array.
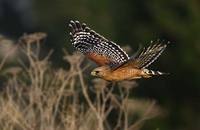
[
  {"xmin": 91, "ymin": 70, "xmax": 101, "ymax": 76},
  {"xmin": 95, "ymin": 71, "xmax": 100, "ymax": 74}
]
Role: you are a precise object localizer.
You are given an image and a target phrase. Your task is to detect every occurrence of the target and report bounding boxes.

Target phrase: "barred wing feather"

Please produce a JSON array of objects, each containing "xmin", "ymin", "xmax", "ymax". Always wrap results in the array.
[{"xmin": 69, "ymin": 20, "xmax": 129, "ymax": 66}]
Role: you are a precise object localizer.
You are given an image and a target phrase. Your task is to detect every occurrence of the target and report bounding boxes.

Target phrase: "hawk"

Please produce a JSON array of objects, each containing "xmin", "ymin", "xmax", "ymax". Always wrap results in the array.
[{"xmin": 69, "ymin": 20, "xmax": 169, "ymax": 81}]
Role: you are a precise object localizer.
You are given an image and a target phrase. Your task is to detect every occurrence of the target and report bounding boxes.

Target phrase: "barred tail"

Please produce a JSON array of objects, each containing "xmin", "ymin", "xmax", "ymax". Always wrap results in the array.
[{"xmin": 143, "ymin": 69, "xmax": 169, "ymax": 78}]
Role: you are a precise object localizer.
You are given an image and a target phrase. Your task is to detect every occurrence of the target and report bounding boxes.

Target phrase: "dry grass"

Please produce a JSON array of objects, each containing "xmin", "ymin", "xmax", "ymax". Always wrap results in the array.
[{"xmin": 0, "ymin": 33, "xmax": 161, "ymax": 130}]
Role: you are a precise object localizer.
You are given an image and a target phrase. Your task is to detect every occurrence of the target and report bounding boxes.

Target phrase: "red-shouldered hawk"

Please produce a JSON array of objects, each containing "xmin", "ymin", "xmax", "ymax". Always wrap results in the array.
[{"xmin": 69, "ymin": 20, "xmax": 169, "ymax": 81}]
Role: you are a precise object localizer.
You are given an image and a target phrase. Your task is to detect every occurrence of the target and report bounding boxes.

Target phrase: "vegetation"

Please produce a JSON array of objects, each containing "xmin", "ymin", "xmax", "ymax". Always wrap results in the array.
[
  {"xmin": 0, "ymin": 0, "xmax": 200, "ymax": 129},
  {"xmin": 0, "ymin": 33, "xmax": 161, "ymax": 130}
]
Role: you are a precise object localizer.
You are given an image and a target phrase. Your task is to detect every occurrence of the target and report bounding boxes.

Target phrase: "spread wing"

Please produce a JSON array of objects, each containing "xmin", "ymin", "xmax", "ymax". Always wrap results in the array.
[
  {"xmin": 112, "ymin": 40, "xmax": 169, "ymax": 70},
  {"xmin": 69, "ymin": 20, "xmax": 129, "ymax": 66}
]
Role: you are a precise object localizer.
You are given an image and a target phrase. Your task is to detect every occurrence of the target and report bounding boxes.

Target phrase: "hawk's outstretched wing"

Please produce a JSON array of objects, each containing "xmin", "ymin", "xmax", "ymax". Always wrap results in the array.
[
  {"xmin": 112, "ymin": 40, "xmax": 169, "ymax": 70},
  {"xmin": 69, "ymin": 20, "xmax": 129, "ymax": 66}
]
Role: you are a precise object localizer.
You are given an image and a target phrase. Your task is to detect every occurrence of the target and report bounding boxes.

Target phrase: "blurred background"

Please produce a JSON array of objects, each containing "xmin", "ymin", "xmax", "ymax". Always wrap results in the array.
[{"xmin": 0, "ymin": 0, "xmax": 199, "ymax": 129}]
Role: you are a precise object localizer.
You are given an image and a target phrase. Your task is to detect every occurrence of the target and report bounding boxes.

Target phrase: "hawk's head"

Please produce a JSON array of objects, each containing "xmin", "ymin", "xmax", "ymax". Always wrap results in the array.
[{"xmin": 91, "ymin": 66, "xmax": 111, "ymax": 78}]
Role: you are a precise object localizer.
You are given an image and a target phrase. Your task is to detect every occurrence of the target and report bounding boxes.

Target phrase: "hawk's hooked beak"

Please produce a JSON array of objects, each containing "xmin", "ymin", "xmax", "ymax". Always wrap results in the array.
[{"xmin": 91, "ymin": 71, "xmax": 96, "ymax": 76}]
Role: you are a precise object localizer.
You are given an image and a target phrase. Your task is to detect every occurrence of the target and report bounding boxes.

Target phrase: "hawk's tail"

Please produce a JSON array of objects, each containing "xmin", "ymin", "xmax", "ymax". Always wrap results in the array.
[
  {"xmin": 142, "ymin": 69, "xmax": 169, "ymax": 78},
  {"xmin": 134, "ymin": 40, "xmax": 169, "ymax": 69}
]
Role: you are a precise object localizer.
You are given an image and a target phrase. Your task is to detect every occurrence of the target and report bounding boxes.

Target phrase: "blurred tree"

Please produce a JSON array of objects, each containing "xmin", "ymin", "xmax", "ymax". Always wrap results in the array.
[
  {"xmin": 0, "ymin": 0, "xmax": 35, "ymax": 36},
  {"xmin": 0, "ymin": 0, "xmax": 199, "ymax": 129},
  {"xmin": 33, "ymin": 0, "xmax": 200, "ymax": 129}
]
